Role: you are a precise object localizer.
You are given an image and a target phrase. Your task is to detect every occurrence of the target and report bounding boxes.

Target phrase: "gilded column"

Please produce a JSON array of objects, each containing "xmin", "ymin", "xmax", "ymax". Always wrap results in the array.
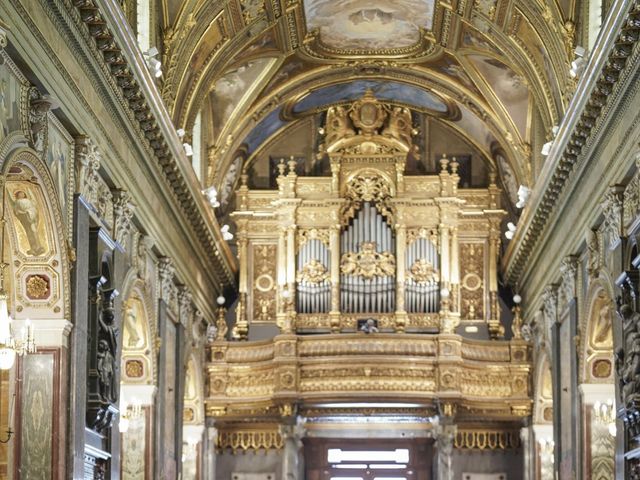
[
  {"xmin": 488, "ymin": 219, "xmax": 502, "ymax": 338},
  {"xmin": 439, "ymin": 223, "xmax": 450, "ymax": 300},
  {"xmin": 277, "ymin": 226, "xmax": 287, "ymax": 315},
  {"xmin": 395, "ymin": 222, "xmax": 407, "ymax": 333},
  {"xmin": 449, "ymin": 227, "xmax": 459, "ymax": 313},
  {"xmin": 235, "ymin": 233, "xmax": 249, "ymax": 340},
  {"xmin": 286, "ymin": 225, "xmax": 296, "ymax": 294},
  {"xmin": 329, "ymin": 225, "xmax": 341, "ymax": 333}
]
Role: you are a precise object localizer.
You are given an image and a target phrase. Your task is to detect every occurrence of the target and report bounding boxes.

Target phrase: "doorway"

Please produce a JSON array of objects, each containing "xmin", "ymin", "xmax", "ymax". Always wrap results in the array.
[{"xmin": 304, "ymin": 438, "xmax": 432, "ymax": 480}]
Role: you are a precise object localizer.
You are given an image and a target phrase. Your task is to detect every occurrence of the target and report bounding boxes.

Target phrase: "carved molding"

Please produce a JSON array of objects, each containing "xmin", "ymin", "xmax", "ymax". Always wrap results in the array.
[
  {"xmin": 112, "ymin": 189, "xmax": 135, "ymax": 248},
  {"xmin": 75, "ymin": 136, "xmax": 114, "ymax": 228},
  {"xmin": 505, "ymin": 2, "xmax": 640, "ymax": 283},
  {"xmin": 601, "ymin": 185, "xmax": 625, "ymax": 249}
]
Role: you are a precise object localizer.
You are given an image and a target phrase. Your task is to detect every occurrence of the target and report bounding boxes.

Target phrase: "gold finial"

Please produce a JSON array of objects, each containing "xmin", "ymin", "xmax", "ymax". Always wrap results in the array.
[
  {"xmin": 277, "ymin": 158, "xmax": 287, "ymax": 177},
  {"xmin": 439, "ymin": 154, "xmax": 449, "ymax": 173}
]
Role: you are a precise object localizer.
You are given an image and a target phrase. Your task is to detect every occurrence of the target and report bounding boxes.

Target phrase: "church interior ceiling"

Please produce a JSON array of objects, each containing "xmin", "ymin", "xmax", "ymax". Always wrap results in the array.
[{"xmin": 161, "ymin": 0, "xmax": 577, "ymax": 221}]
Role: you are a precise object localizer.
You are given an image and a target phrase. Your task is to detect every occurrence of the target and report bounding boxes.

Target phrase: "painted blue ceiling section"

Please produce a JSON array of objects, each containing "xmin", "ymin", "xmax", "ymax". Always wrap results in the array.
[
  {"xmin": 242, "ymin": 80, "xmax": 447, "ymax": 154},
  {"xmin": 293, "ymin": 80, "xmax": 447, "ymax": 115},
  {"xmin": 244, "ymin": 108, "xmax": 286, "ymax": 154}
]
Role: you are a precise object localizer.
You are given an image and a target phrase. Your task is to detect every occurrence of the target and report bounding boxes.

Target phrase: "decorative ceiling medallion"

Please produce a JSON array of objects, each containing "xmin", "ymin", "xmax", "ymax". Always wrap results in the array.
[{"xmin": 340, "ymin": 242, "xmax": 396, "ymax": 279}]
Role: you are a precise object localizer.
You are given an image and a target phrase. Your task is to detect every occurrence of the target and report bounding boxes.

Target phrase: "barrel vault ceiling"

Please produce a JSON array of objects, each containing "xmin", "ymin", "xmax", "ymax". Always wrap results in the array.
[{"xmin": 160, "ymin": 0, "xmax": 578, "ymax": 208}]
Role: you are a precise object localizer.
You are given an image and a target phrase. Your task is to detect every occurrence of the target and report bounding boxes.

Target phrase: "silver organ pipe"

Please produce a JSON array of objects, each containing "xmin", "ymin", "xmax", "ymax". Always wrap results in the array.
[
  {"xmin": 296, "ymin": 237, "xmax": 330, "ymax": 313},
  {"xmin": 340, "ymin": 202, "xmax": 395, "ymax": 313},
  {"xmin": 405, "ymin": 236, "xmax": 439, "ymax": 313}
]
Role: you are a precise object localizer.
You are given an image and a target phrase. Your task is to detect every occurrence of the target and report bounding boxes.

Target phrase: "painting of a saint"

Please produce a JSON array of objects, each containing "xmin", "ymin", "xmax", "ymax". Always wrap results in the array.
[
  {"xmin": 10, "ymin": 189, "xmax": 47, "ymax": 256},
  {"xmin": 46, "ymin": 114, "xmax": 72, "ymax": 219},
  {"xmin": 304, "ymin": 0, "xmax": 436, "ymax": 50},
  {"xmin": 0, "ymin": 63, "xmax": 22, "ymax": 141}
]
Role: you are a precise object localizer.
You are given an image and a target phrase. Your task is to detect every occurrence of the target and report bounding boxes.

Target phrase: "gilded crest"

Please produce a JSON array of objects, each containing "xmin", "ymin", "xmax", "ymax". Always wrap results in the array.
[
  {"xmin": 408, "ymin": 259, "xmax": 439, "ymax": 284},
  {"xmin": 297, "ymin": 259, "xmax": 329, "ymax": 284},
  {"xmin": 340, "ymin": 242, "xmax": 396, "ymax": 279}
]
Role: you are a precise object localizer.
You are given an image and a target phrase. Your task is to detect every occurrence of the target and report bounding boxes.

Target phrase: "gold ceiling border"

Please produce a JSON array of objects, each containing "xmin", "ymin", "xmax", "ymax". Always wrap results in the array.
[{"xmin": 300, "ymin": 30, "xmax": 439, "ymax": 61}]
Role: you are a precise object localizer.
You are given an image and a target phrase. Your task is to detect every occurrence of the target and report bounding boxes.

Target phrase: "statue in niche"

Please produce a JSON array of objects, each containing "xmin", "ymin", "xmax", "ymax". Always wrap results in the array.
[
  {"xmin": 593, "ymin": 300, "xmax": 613, "ymax": 346},
  {"xmin": 10, "ymin": 190, "xmax": 46, "ymax": 255},
  {"xmin": 97, "ymin": 291, "xmax": 119, "ymax": 404},
  {"xmin": 97, "ymin": 339, "xmax": 115, "ymax": 403},
  {"xmin": 123, "ymin": 300, "xmax": 142, "ymax": 348}
]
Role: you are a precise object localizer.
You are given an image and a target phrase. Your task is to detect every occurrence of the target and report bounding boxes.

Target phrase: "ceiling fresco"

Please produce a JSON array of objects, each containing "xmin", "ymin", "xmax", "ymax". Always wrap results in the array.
[
  {"xmin": 303, "ymin": 0, "xmax": 436, "ymax": 50},
  {"xmin": 159, "ymin": 0, "xmax": 578, "ymax": 201},
  {"xmin": 209, "ymin": 57, "xmax": 277, "ymax": 142}
]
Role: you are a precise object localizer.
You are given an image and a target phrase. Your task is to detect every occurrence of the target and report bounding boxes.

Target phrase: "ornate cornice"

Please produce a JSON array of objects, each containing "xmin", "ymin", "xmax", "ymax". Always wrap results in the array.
[
  {"xmin": 503, "ymin": 1, "xmax": 640, "ymax": 285},
  {"xmin": 65, "ymin": 0, "xmax": 237, "ymax": 287}
]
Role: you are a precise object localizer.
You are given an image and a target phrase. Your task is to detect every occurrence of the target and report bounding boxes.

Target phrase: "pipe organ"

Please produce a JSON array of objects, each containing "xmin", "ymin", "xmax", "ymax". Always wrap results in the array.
[{"xmin": 231, "ymin": 91, "xmax": 506, "ymax": 337}]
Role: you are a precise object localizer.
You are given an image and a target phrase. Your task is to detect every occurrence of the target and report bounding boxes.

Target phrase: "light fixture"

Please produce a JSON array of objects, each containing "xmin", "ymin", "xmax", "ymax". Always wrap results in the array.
[
  {"xmin": 440, "ymin": 287, "xmax": 450, "ymax": 299},
  {"xmin": 176, "ymin": 128, "xmax": 186, "ymax": 139},
  {"xmin": 541, "ymin": 141, "xmax": 553, "ymax": 156},
  {"xmin": 516, "ymin": 185, "xmax": 531, "ymax": 209},
  {"xmin": 505, "ymin": 222, "xmax": 516, "ymax": 240},
  {"xmin": 119, "ymin": 402, "xmax": 142, "ymax": 434},
  {"xmin": 183, "ymin": 143, "xmax": 193, "ymax": 157},
  {"xmin": 221, "ymin": 224, "xmax": 233, "ymax": 241},
  {"xmin": 569, "ymin": 46, "xmax": 587, "ymax": 78},
  {"xmin": 143, "ymin": 47, "xmax": 162, "ymax": 78},
  {"xmin": 538, "ymin": 438, "xmax": 554, "ymax": 464},
  {"xmin": 0, "ymin": 180, "xmax": 36, "ymax": 371},
  {"xmin": 594, "ymin": 399, "xmax": 616, "ymax": 437},
  {"xmin": 202, "ymin": 186, "xmax": 220, "ymax": 208}
]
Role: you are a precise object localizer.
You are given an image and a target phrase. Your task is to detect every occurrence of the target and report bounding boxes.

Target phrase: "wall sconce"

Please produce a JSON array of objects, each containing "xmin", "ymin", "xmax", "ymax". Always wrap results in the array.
[
  {"xmin": 119, "ymin": 402, "xmax": 143, "ymax": 434},
  {"xmin": 593, "ymin": 399, "xmax": 616, "ymax": 437}
]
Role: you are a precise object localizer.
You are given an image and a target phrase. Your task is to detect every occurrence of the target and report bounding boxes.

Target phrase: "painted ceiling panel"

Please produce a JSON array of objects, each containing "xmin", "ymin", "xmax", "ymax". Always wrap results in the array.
[
  {"xmin": 468, "ymin": 55, "xmax": 530, "ymax": 139},
  {"xmin": 303, "ymin": 0, "xmax": 436, "ymax": 49},
  {"xmin": 210, "ymin": 57, "xmax": 278, "ymax": 142}
]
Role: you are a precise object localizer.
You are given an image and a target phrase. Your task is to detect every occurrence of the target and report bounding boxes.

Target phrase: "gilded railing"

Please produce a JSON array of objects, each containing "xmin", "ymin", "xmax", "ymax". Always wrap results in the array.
[{"xmin": 207, "ymin": 333, "xmax": 531, "ymax": 421}]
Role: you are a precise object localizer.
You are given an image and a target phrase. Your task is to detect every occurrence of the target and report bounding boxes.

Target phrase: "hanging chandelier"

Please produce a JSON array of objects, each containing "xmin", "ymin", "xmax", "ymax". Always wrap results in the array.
[{"xmin": 0, "ymin": 176, "xmax": 36, "ymax": 370}]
